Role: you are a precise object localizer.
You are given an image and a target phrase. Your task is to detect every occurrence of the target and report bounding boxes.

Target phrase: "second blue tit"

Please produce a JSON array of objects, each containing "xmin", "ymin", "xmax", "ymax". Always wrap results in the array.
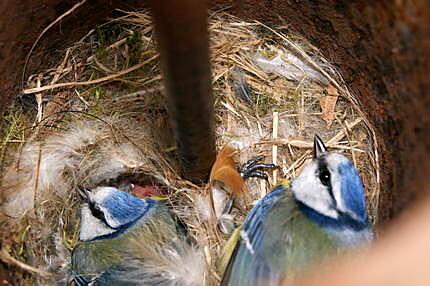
[
  {"xmin": 221, "ymin": 135, "xmax": 373, "ymax": 286},
  {"xmin": 71, "ymin": 186, "xmax": 205, "ymax": 286}
]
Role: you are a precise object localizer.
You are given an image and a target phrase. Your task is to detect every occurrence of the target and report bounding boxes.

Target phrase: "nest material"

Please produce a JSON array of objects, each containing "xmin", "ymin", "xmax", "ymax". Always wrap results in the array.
[{"xmin": 0, "ymin": 10, "xmax": 380, "ymax": 285}]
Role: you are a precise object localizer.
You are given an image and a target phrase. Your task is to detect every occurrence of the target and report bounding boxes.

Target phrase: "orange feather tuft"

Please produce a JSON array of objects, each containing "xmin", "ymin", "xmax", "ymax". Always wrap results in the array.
[{"xmin": 209, "ymin": 145, "xmax": 246, "ymax": 197}]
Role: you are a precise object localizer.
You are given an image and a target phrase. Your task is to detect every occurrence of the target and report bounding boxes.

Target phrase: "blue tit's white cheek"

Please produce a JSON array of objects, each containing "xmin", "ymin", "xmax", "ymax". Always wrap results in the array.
[
  {"xmin": 79, "ymin": 204, "xmax": 115, "ymax": 241},
  {"xmin": 291, "ymin": 162, "xmax": 338, "ymax": 219},
  {"xmin": 90, "ymin": 186, "xmax": 117, "ymax": 202}
]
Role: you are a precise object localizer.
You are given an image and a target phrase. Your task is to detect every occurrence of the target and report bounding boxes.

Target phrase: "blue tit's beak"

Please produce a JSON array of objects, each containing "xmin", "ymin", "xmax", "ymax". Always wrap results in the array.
[
  {"xmin": 313, "ymin": 134, "xmax": 327, "ymax": 158},
  {"xmin": 77, "ymin": 186, "xmax": 91, "ymax": 202}
]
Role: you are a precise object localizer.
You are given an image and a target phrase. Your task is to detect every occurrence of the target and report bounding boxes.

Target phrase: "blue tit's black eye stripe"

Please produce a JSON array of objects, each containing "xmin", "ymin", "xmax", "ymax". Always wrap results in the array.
[
  {"xmin": 89, "ymin": 201, "xmax": 108, "ymax": 224},
  {"xmin": 317, "ymin": 158, "xmax": 336, "ymax": 207}
]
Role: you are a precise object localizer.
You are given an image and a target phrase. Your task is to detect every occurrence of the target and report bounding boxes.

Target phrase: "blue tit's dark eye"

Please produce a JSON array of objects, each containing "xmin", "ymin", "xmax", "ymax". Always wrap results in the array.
[
  {"xmin": 317, "ymin": 159, "xmax": 336, "ymax": 207},
  {"xmin": 319, "ymin": 167, "xmax": 331, "ymax": 186}
]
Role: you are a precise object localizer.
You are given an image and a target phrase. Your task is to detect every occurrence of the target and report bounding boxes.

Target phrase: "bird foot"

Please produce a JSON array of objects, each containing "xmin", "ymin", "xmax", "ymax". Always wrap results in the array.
[{"xmin": 239, "ymin": 156, "xmax": 278, "ymax": 181}]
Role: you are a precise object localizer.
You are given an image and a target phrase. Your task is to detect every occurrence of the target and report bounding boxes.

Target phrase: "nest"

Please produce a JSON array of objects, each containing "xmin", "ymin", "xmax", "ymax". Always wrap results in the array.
[{"xmin": 0, "ymin": 9, "xmax": 380, "ymax": 285}]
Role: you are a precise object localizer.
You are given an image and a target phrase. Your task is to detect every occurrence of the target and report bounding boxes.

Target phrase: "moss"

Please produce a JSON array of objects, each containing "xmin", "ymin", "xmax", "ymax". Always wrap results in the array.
[
  {"xmin": 0, "ymin": 107, "xmax": 27, "ymax": 171},
  {"xmin": 259, "ymin": 48, "xmax": 278, "ymax": 60},
  {"xmin": 87, "ymin": 86, "xmax": 108, "ymax": 115},
  {"xmin": 256, "ymin": 93, "xmax": 277, "ymax": 115},
  {"xmin": 94, "ymin": 27, "xmax": 109, "ymax": 60},
  {"xmin": 126, "ymin": 30, "xmax": 143, "ymax": 66},
  {"xmin": 93, "ymin": 86, "xmax": 106, "ymax": 101},
  {"xmin": 284, "ymin": 89, "xmax": 301, "ymax": 110}
]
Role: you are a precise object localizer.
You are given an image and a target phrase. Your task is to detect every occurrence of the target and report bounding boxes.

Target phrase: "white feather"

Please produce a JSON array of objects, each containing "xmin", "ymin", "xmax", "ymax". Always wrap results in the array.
[
  {"xmin": 1, "ymin": 118, "xmax": 163, "ymax": 218},
  {"xmin": 194, "ymin": 194, "xmax": 213, "ymax": 222},
  {"xmin": 253, "ymin": 49, "xmax": 329, "ymax": 85},
  {"xmin": 119, "ymin": 231, "xmax": 207, "ymax": 286},
  {"xmin": 194, "ymin": 184, "xmax": 230, "ymax": 222}
]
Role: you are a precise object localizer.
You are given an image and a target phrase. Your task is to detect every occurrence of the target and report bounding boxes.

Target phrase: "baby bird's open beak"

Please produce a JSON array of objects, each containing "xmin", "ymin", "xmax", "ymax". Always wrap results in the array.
[
  {"xmin": 313, "ymin": 134, "xmax": 328, "ymax": 158},
  {"xmin": 77, "ymin": 186, "xmax": 91, "ymax": 202}
]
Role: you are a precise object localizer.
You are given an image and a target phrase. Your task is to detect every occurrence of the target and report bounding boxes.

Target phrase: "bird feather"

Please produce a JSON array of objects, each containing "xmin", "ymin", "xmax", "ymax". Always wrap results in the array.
[{"xmin": 73, "ymin": 205, "xmax": 206, "ymax": 286}]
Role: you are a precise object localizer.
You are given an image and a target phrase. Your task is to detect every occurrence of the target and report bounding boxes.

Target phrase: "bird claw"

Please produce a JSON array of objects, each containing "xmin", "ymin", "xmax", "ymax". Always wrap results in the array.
[
  {"xmin": 218, "ymin": 213, "xmax": 236, "ymax": 235},
  {"xmin": 239, "ymin": 156, "xmax": 278, "ymax": 180},
  {"xmin": 221, "ymin": 197, "xmax": 234, "ymax": 215},
  {"xmin": 217, "ymin": 197, "xmax": 236, "ymax": 235}
]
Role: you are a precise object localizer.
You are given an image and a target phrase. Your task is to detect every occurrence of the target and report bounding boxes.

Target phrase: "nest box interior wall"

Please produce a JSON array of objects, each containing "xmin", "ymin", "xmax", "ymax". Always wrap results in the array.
[{"xmin": 0, "ymin": 0, "xmax": 429, "ymax": 223}]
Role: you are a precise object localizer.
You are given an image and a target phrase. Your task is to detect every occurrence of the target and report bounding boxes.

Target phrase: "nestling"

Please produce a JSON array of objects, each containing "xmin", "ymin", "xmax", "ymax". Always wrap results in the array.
[{"xmin": 71, "ymin": 186, "xmax": 205, "ymax": 286}]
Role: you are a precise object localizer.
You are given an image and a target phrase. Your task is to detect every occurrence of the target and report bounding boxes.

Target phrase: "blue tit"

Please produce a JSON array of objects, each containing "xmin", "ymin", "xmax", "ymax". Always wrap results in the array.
[
  {"xmin": 71, "ymin": 186, "xmax": 206, "ymax": 286},
  {"xmin": 221, "ymin": 135, "xmax": 373, "ymax": 286}
]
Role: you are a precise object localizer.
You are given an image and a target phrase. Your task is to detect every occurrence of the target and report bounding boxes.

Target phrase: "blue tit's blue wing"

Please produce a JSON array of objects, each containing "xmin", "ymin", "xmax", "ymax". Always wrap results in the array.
[
  {"xmin": 89, "ymin": 263, "xmax": 143, "ymax": 286},
  {"xmin": 221, "ymin": 185, "xmax": 288, "ymax": 286},
  {"xmin": 71, "ymin": 265, "xmax": 141, "ymax": 286}
]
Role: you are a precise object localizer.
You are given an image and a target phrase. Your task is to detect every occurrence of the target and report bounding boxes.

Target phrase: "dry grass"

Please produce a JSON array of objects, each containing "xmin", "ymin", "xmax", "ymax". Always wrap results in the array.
[{"xmin": 0, "ymin": 10, "xmax": 380, "ymax": 285}]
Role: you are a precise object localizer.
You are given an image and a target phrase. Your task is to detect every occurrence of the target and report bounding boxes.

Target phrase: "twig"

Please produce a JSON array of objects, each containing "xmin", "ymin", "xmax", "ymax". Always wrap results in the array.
[
  {"xmin": 35, "ymin": 79, "xmax": 43, "ymax": 124},
  {"xmin": 282, "ymin": 118, "xmax": 364, "ymax": 176},
  {"xmin": 33, "ymin": 144, "xmax": 43, "ymax": 210},
  {"xmin": 272, "ymin": 111, "xmax": 279, "ymax": 185},
  {"xmin": 22, "ymin": 0, "xmax": 88, "ymax": 88},
  {"xmin": 23, "ymin": 55, "xmax": 157, "ymax": 94},
  {"xmin": 74, "ymin": 90, "xmax": 90, "ymax": 107},
  {"xmin": 222, "ymin": 102, "xmax": 241, "ymax": 118},
  {"xmin": 118, "ymin": 87, "xmax": 162, "ymax": 99},
  {"xmin": 259, "ymin": 139, "xmax": 364, "ymax": 153},
  {"xmin": 327, "ymin": 118, "xmax": 362, "ymax": 144},
  {"xmin": 342, "ymin": 117, "xmax": 357, "ymax": 166},
  {"xmin": 51, "ymin": 48, "xmax": 71, "ymax": 85},
  {"xmin": 86, "ymin": 38, "xmax": 128, "ymax": 63},
  {"xmin": 94, "ymin": 57, "xmax": 113, "ymax": 73},
  {"xmin": 256, "ymin": 20, "xmax": 344, "ymax": 92},
  {"xmin": 0, "ymin": 248, "xmax": 51, "ymax": 278}
]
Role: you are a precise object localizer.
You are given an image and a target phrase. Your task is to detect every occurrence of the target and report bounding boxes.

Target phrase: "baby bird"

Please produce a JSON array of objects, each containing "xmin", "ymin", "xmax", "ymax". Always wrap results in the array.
[
  {"xmin": 221, "ymin": 135, "xmax": 373, "ymax": 286},
  {"xmin": 71, "ymin": 186, "xmax": 205, "ymax": 286}
]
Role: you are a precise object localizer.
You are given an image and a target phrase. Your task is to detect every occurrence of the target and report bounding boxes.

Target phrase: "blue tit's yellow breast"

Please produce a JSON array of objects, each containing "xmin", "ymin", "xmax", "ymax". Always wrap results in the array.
[{"xmin": 264, "ymin": 194, "xmax": 338, "ymax": 274}]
